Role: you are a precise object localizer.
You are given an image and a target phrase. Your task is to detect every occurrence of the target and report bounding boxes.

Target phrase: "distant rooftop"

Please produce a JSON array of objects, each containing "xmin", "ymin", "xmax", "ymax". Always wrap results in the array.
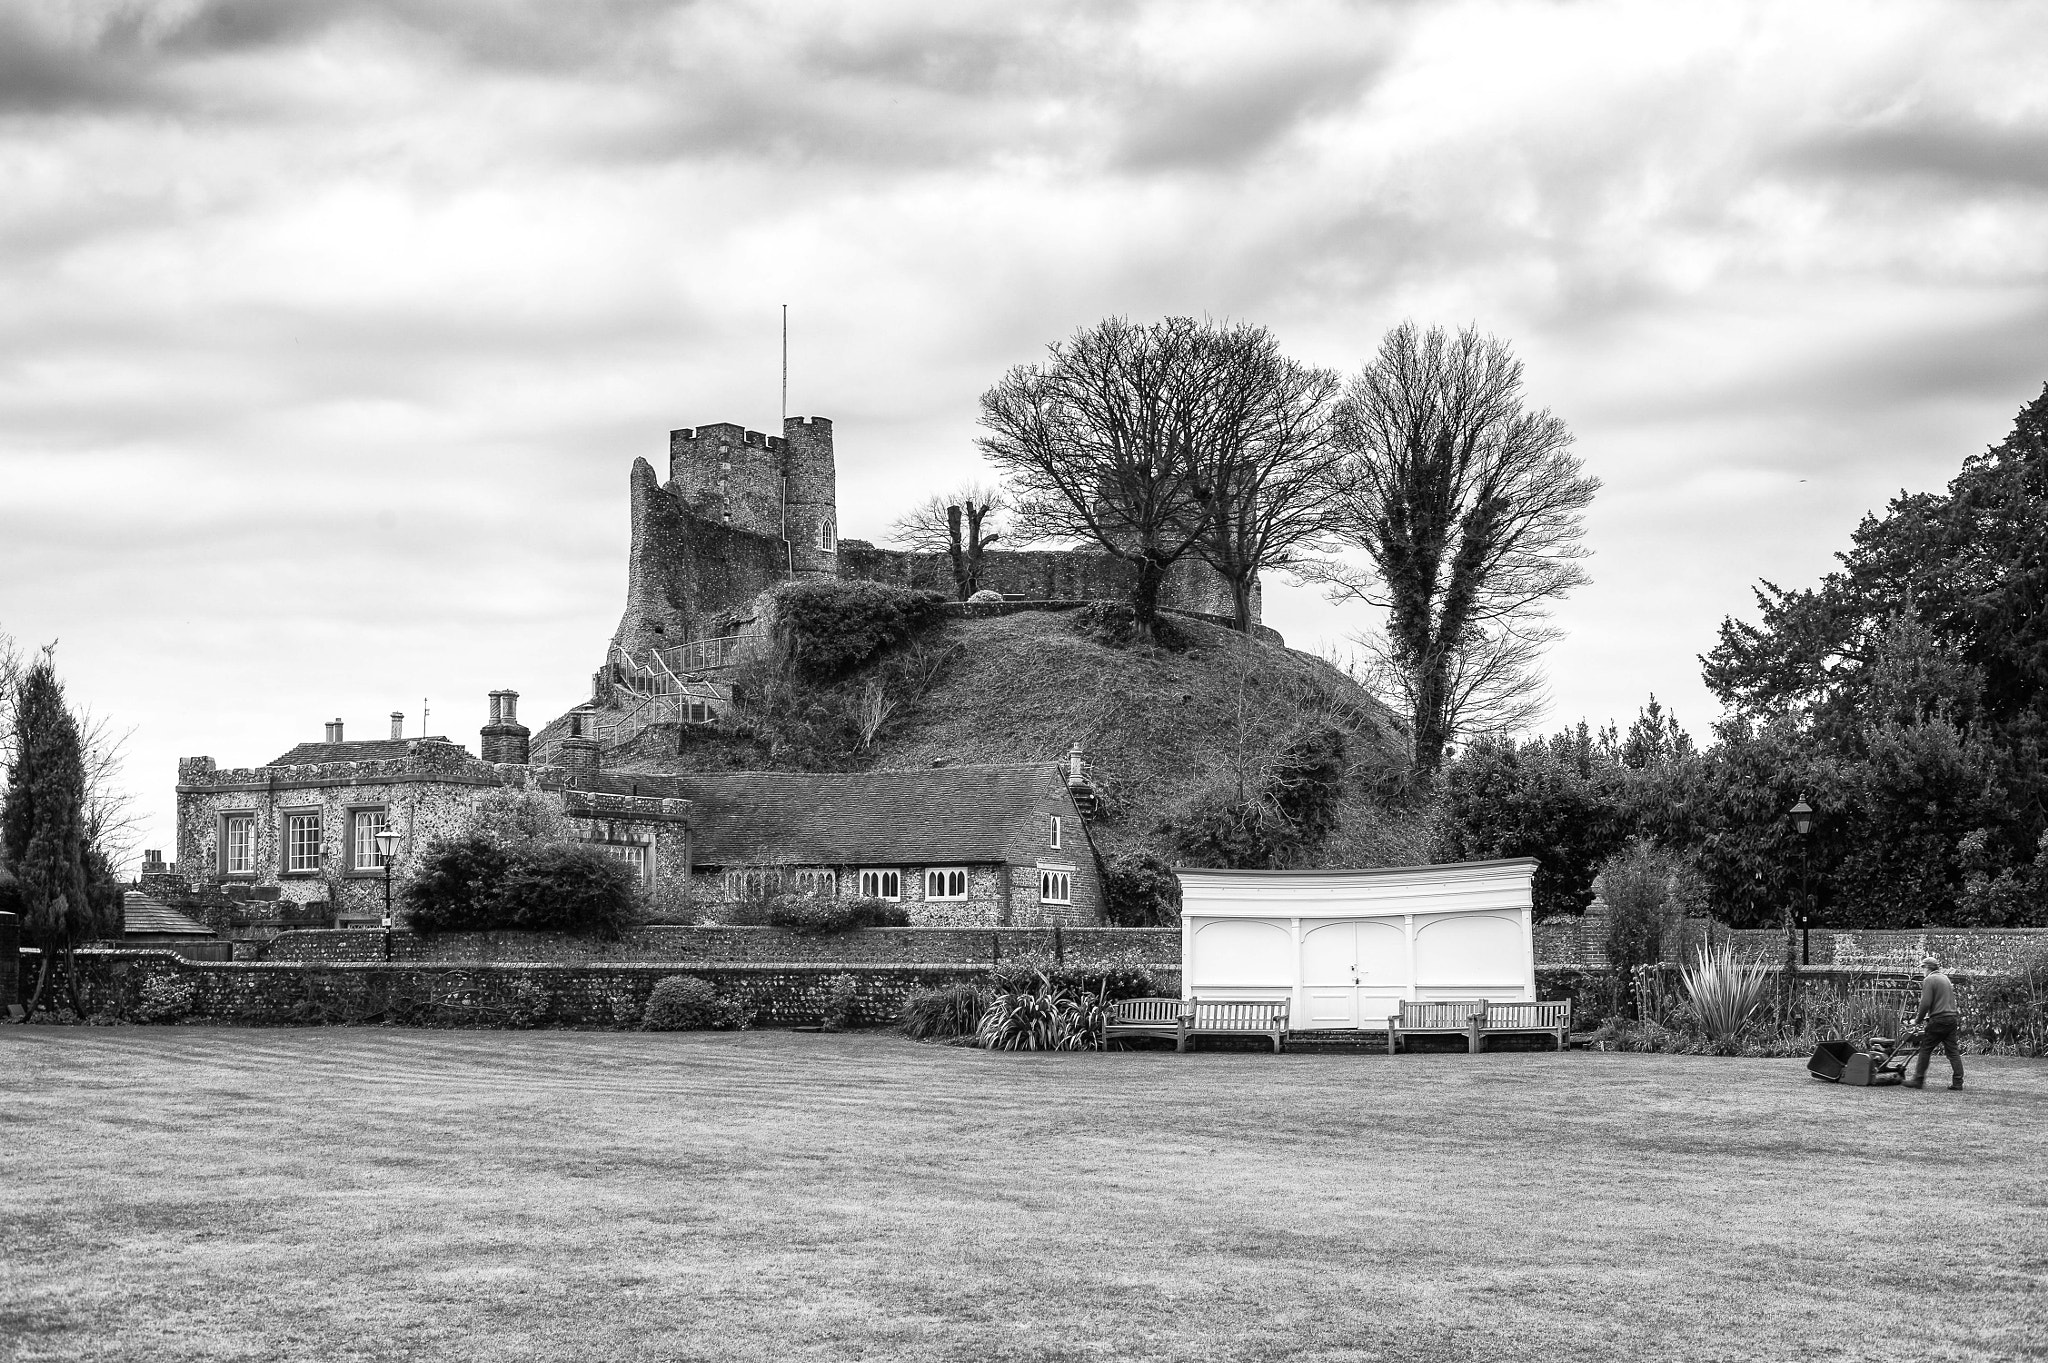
[
  {"xmin": 268, "ymin": 737, "xmax": 460, "ymax": 765},
  {"xmin": 123, "ymin": 891, "xmax": 214, "ymax": 937}
]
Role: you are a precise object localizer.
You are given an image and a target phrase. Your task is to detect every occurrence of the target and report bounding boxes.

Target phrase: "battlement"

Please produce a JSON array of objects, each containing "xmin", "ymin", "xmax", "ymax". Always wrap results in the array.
[{"xmin": 674, "ymin": 422, "xmax": 784, "ymax": 452}]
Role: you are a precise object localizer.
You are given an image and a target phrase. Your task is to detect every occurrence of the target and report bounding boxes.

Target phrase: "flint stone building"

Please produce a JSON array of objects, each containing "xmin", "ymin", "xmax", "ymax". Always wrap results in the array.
[{"xmin": 170, "ymin": 695, "xmax": 1104, "ymax": 931}]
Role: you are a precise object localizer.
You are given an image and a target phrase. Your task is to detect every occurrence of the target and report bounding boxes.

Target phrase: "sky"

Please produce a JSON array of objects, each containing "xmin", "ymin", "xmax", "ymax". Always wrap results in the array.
[{"xmin": 3, "ymin": 0, "xmax": 2047, "ymax": 869}]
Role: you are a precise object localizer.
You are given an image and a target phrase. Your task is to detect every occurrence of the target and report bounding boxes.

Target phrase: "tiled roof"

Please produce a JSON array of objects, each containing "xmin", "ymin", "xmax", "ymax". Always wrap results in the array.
[
  {"xmin": 671, "ymin": 764, "xmax": 1068, "ymax": 867},
  {"xmin": 123, "ymin": 892, "xmax": 216, "ymax": 937},
  {"xmin": 268, "ymin": 736, "xmax": 460, "ymax": 764}
]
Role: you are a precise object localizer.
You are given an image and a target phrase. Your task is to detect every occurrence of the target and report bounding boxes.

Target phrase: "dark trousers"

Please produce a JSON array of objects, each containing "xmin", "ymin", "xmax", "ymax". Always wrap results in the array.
[{"xmin": 1911, "ymin": 1013, "xmax": 1963, "ymax": 1083}]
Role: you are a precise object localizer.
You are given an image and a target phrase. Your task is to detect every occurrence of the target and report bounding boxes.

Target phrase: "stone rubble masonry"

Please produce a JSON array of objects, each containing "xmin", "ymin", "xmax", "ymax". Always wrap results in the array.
[
  {"xmin": 63, "ymin": 945, "xmax": 1186, "ymax": 1030},
  {"xmin": 261, "ymin": 925, "xmax": 1181, "ymax": 965},
  {"xmin": 1532, "ymin": 913, "xmax": 2048, "ymax": 976}
]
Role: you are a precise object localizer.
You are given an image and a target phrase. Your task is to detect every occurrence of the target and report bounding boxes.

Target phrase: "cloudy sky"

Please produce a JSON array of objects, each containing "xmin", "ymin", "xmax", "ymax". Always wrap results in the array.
[{"xmin": 3, "ymin": 0, "xmax": 2046, "ymax": 866}]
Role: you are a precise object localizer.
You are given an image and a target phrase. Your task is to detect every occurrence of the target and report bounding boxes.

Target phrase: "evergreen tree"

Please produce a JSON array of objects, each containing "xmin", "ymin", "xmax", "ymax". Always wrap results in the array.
[{"xmin": 2, "ymin": 654, "xmax": 112, "ymax": 1014}]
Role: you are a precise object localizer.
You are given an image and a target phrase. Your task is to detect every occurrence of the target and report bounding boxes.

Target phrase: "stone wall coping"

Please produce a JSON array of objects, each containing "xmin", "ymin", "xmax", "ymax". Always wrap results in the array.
[{"xmin": 73, "ymin": 948, "xmax": 1006, "ymax": 975}]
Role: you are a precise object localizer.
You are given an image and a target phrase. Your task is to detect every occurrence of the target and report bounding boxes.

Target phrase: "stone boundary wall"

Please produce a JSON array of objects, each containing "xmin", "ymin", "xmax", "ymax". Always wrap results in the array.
[
  {"xmin": 260, "ymin": 925, "xmax": 1184, "ymax": 966},
  {"xmin": 62, "ymin": 949, "xmax": 1183, "ymax": 1029},
  {"xmin": 1533, "ymin": 917, "xmax": 2047, "ymax": 975}
]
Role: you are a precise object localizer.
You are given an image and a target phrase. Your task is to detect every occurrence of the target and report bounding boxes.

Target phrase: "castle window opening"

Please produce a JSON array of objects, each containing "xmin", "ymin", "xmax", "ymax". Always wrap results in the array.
[
  {"xmin": 859, "ymin": 868, "xmax": 900, "ymax": 900},
  {"xmin": 220, "ymin": 812, "xmax": 255, "ymax": 875},
  {"xmin": 284, "ymin": 810, "xmax": 322, "ymax": 873},
  {"xmin": 818, "ymin": 519, "xmax": 835, "ymax": 551},
  {"xmin": 1039, "ymin": 867, "xmax": 1073, "ymax": 906},
  {"xmin": 925, "ymin": 867, "xmax": 968, "ymax": 901},
  {"xmin": 350, "ymin": 808, "xmax": 391, "ymax": 872},
  {"xmin": 795, "ymin": 869, "xmax": 837, "ymax": 897}
]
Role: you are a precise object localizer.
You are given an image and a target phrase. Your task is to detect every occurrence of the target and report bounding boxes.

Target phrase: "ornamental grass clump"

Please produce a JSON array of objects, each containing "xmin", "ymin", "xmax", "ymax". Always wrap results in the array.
[
  {"xmin": 1681, "ymin": 942, "xmax": 1773, "ymax": 1048},
  {"xmin": 975, "ymin": 973, "xmax": 1108, "ymax": 1051},
  {"xmin": 899, "ymin": 982, "xmax": 990, "ymax": 1041}
]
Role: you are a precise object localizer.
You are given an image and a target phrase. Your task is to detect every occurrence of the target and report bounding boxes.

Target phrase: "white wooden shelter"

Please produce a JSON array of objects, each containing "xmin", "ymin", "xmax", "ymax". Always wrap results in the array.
[{"xmin": 1177, "ymin": 859, "xmax": 1539, "ymax": 1030}]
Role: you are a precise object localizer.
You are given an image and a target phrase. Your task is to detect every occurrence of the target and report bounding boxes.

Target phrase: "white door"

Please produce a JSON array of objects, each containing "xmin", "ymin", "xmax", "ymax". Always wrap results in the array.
[{"xmin": 1299, "ymin": 920, "xmax": 1410, "ymax": 1029}]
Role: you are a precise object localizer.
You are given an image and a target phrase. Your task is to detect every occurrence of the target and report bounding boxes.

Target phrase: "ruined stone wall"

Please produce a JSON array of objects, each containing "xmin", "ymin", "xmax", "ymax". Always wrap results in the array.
[
  {"xmin": 611, "ymin": 459, "xmax": 788, "ymax": 658},
  {"xmin": 836, "ymin": 543, "xmax": 1252, "ymax": 624}
]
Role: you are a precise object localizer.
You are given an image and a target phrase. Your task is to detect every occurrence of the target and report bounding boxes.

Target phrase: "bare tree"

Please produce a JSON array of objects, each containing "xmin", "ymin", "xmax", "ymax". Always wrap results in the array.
[
  {"xmin": 888, "ymin": 482, "xmax": 1010, "ymax": 600},
  {"xmin": 977, "ymin": 316, "xmax": 1231, "ymax": 631},
  {"xmin": 1189, "ymin": 332, "xmax": 1346, "ymax": 631},
  {"xmin": 1345, "ymin": 617, "xmax": 1554, "ymax": 750},
  {"xmin": 1315, "ymin": 322, "xmax": 1597, "ymax": 773}
]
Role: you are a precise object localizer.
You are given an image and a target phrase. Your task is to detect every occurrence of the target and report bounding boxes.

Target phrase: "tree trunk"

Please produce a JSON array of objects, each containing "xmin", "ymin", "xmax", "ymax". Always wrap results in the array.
[
  {"xmin": 22, "ymin": 951, "xmax": 50, "ymax": 1017},
  {"xmin": 1229, "ymin": 573, "xmax": 1255, "ymax": 634},
  {"xmin": 1410, "ymin": 654, "xmax": 1451, "ymax": 774},
  {"xmin": 1130, "ymin": 556, "xmax": 1166, "ymax": 627}
]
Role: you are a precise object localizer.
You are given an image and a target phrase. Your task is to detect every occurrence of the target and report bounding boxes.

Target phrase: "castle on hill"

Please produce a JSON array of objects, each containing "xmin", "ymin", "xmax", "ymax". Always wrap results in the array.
[{"xmin": 608, "ymin": 414, "xmax": 1256, "ymax": 662}]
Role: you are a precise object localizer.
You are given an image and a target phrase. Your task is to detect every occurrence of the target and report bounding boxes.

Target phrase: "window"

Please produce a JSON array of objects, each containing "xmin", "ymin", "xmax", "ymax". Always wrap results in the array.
[
  {"xmin": 723, "ymin": 868, "xmax": 783, "ymax": 899},
  {"xmin": 858, "ymin": 868, "xmax": 901, "ymax": 901},
  {"xmin": 221, "ymin": 813, "xmax": 255, "ymax": 875},
  {"xmin": 1048, "ymin": 815, "xmax": 1063, "ymax": 850},
  {"xmin": 1039, "ymin": 868, "xmax": 1073, "ymax": 905},
  {"xmin": 350, "ymin": 808, "xmax": 390, "ymax": 872},
  {"xmin": 795, "ymin": 869, "xmax": 836, "ymax": 897},
  {"xmin": 591, "ymin": 841, "xmax": 651, "ymax": 883},
  {"xmin": 284, "ymin": 811, "xmax": 321, "ymax": 873},
  {"xmin": 924, "ymin": 867, "xmax": 968, "ymax": 901},
  {"xmin": 818, "ymin": 519, "xmax": 836, "ymax": 551}
]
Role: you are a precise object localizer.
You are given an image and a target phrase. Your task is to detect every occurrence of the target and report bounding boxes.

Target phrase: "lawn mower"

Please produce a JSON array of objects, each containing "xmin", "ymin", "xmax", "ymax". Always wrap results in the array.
[{"xmin": 1808, "ymin": 1025, "xmax": 1923, "ymax": 1086}]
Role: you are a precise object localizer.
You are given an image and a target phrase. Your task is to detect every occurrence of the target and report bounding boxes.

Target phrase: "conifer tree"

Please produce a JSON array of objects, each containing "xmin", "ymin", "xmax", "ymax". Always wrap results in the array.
[{"xmin": 2, "ymin": 654, "xmax": 106, "ymax": 1015}]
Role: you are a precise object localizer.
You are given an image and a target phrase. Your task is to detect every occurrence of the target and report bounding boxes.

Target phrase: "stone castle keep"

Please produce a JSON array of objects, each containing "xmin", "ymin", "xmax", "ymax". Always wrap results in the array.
[{"xmin": 608, "ymin": 414, "xmax": 1253, "ymax": 661}]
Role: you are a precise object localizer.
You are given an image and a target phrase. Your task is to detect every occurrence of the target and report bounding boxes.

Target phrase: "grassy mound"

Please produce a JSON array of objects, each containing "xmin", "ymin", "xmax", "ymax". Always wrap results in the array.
[{"xmin": 604, "ymin": 609, "xmax": 1432, "ymax": 869}]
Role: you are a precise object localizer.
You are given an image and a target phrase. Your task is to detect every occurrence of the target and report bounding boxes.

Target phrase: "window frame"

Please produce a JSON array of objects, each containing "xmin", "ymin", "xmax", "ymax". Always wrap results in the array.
[
  {"xmin": 282, "ymin": 808, "xmax": 322, "ymax": 875},
  {"xmin": 1038, "ymin": 866, "xmax": 1074, "ymax": 906},
  {"xmin": 347, "ymin": 806, "xmax": 391, "ymax": 874},
  {"xmin": 923, "ymin": 867, "xmax": 969, "ymax": 901},
  {"xmin": 722, "ymin": 868, "xmax": 784, "ymax": 899},
  {"xmin": 1048, "ymin": 814, "xmax": 1063, "ymax": 850},
  {"xmin": 588, "ymin": 839, "xmax": 653, "ymax": 885},
  {"xmin": 858, "ymin": 868, "xmax": 901, "ymax": 901},
  {"xmin": 794, "ymin": 868, "xmax": 837, "ymax": 897},
  {"xmin": 219, "ymin": 811, "xmax": 257, "ymax": 877}
]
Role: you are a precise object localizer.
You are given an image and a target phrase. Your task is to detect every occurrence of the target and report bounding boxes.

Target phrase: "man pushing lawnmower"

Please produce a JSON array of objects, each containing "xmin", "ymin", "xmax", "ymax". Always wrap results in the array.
[
  {"xmin": 1903, "ymin": 956, "xmax": 1964, "ymax": 1091},
  {"xmin": 1807, "ymin": 956, "xmax": 1965, "ymax": 1089}
]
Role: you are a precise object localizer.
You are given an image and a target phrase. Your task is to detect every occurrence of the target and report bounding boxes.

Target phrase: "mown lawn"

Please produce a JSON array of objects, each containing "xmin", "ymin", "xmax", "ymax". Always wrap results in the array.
[{"xmin": 2, "ymin": 1028, "xmax": 2042, "ymax": 1363}]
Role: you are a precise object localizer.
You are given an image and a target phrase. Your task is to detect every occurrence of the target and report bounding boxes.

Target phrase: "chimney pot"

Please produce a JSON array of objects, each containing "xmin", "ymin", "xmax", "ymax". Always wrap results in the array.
[
  {"xmin": 325, "ymin": 719, "xmax": 344, "ymax": 743},
  {"xmin": 488, "ymin": 691, "xmax": 504, "ymax": 724},
  {"xmin": 502, "ymin": 690, "xmax": 519, "ymax": 723},
  {"xmin": 389, "ymin": 711, "xmax": 405, "ymax": 740}
]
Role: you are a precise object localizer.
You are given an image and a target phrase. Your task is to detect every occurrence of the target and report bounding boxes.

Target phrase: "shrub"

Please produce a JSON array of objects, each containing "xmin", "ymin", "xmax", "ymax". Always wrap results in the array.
[
  {"xmin": 766, "ymin": 893, "xmax": 910, "ymax": 934},
  {"xmin": 401, "ymin": 836, "xmax": 515, "ymax": 934},
  {"xmin": 821, "ymin": 973, "xmax": 859, "ymax": 1031},
  {"xmin": 643, "ymin": 975, "xmax": 747, "ymax": 1031},
  {"xmin": 1974, "ymin": 947, "xmax": 2048, "ymax": 1054},
  {"xmin": 1101, "ymin": 850, "xmax": 1182, "ymax": 927},
  {"xmin": 899, "ymin": 982, "xmax": 991, "ymax": 1041},
  {"xmin": 990, "ymin": 948, "xmax": 1159, "ymax": 1003},
  {"xmin": 1680, "ymin": 942, "xmax": 1773, "ymax": 1045},
  {"xmin": 1158, "ymin": 724, "xmax": 1349, "ymax": 870},
  {"xmin": 496, "ymin": 843, "xmax": 641, "ymax": 939},
  {"xmin": 501, "ymin": 979, "xmax": 552, "ymax": 1030},
  {"xmin": 772, "ymin": 579, "xmax": 949, "ymax": 682},
  {"xmin": 133, "ymin": 974, "xmax": 198, "ymax": 1024},
  {"xmin": 1070, "ymin": 601, "xmax": 1189, "ymax": 652},
  {"xmin": 977, "ymin": 984, "xmax": 1091, "ymax": 1051}
]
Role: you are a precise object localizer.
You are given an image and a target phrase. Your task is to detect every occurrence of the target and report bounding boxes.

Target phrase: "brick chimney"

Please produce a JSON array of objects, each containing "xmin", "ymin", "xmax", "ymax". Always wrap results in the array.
[
  {"xmin": 389, "ymin": 711, "xmax": 405, "ymax": 740},
  {"xmin": 480, "ymin": 689, "xmax": 533, "ymax": 765},
  {"xmin": 557, "ymin": 709, "xmax": 601, "ymax": 780},
  {"xmin": 324, "ymin": 719, "xmax": 344, "ymax": 743}
]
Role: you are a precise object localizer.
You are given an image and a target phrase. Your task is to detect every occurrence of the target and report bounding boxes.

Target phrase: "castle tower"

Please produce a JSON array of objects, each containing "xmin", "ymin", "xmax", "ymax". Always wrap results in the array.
[
  {"xmin": 665, "ymin": 416, "xmax": 837, "ymax": 580},
  {"xmin": 781, "ymin": 415, "xmax": 837, "ymax": 577}
]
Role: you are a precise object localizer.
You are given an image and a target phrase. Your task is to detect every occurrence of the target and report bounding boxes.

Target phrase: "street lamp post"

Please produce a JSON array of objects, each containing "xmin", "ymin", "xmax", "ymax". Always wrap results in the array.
[
  {"xmin": 1789, "ymin": 796, "xmax": 1813, "ymax": 974},
  {"xmin": 375, "ymin": 826, "xmax": 400, "ymax": 962}
]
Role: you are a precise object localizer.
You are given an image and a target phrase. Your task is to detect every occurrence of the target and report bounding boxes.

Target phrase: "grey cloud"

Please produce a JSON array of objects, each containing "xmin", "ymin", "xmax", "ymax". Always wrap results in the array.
[
  {"xmin": 1109, "ymin": 50, "xmax": 1390, "ymax": 172},
  {"xmin": 1781, "ymin": 118, "xmax": 2048, "ymax": 194},
  {"xmin": 0, "ymin": 10, "xmax": 158, "ymax": 112}
]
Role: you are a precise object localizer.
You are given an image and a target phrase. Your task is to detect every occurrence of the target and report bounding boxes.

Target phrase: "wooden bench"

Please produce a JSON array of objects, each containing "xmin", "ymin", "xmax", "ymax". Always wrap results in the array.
[
  {"xmin": 1102, "ymin": 997, "xmax": 1193, "ymax": 1050},
  {"xmin": 1474, "ymin": 1000, "xmax": 1571, "ymax": 1052},
  {"xmin": 1386, "ymin": 999, "xmax": 1487, "ymax": 1054},
  {"xmin": 1185, "ymin": 997, "xmax": 1290, "ymax": 1053}
]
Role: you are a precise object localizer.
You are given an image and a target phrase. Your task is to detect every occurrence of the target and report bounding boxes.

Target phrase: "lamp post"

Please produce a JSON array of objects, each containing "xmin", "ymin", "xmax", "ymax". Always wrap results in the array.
[
  {"xmin": 375, "ymin": 826, "xmax": 400, "ymax": 962},
  {"xmin": 1789, "ymin": 796, "xmax": 1813, "ymax": 973}
]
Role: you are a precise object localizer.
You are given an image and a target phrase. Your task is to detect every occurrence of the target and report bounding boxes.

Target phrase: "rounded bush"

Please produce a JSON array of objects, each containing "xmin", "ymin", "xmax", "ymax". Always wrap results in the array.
[{"xmin": 643, "ymin": 975, "xmax": 745, "ymax": 1031}]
